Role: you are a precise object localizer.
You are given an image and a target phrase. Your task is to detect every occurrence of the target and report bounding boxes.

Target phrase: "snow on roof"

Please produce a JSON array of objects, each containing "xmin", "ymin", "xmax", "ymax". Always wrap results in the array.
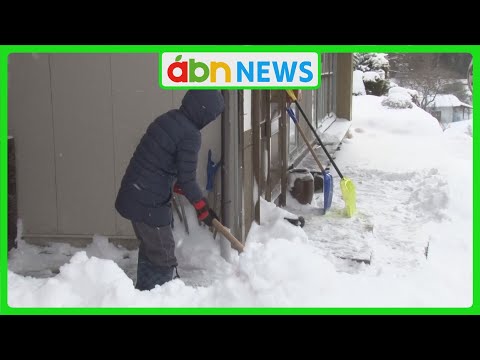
[{"xmin": 426, "ymin": 94, "xmax": 473, "ymax": 109}]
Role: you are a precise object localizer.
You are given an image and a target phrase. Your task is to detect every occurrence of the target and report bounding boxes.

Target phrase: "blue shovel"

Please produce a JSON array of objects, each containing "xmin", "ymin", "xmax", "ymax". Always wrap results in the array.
[
  {"xmin": 206, "ymin": 149, "xmax": 221, "ymax": 237},
  {"xmin": 287, "ymin": 107, "xmax": 333, "ymax": 213}
]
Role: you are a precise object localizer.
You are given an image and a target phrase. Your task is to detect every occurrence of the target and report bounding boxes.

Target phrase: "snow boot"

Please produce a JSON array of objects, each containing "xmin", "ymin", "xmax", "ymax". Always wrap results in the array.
[{"xmin": 135, "ymin": 249, "xmax": 176, "ymax": 291}]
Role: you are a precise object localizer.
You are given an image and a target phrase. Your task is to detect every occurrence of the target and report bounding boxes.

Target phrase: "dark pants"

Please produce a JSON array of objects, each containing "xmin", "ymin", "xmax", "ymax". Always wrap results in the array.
[{"xmin": 132, "ymin": 221, "xmax": 178, "ymax": 290}]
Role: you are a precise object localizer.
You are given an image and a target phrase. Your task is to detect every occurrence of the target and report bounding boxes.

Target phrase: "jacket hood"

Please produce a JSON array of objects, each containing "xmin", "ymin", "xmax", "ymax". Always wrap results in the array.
[{"xmin": 180, "ymin": 90, "xmax": 225, "ymax": 129}]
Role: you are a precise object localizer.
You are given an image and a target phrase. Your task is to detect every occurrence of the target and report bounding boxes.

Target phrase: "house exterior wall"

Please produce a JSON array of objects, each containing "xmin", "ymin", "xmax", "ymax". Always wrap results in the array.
[
  {"xmin": 50, "ymin": 54, "xmax": 116, "ymax": 236},
  {"xmin": 9, "ymin": 52, "xmax": 354, "ymax": 245},
  {"xmin": 453, "ymin": 107, "xmax": 472, "ymax": 122},
  {"xmin": 438, "ymin": 107, "xmax": 454, "ymax": 124},
  {"xmin": 453, "ymin": 108, "xmax": 462, "ymax": 122},
  {"xmin": 8, "ymin": 53, "xmax": 222, "ymax": 242},
  {"xmin": 430, "ymin": 106, "xmax": 472, "ymax": 125},
  {"xmin": 9, "ymin": 54, "xmax": 58, "ymax": 235}
]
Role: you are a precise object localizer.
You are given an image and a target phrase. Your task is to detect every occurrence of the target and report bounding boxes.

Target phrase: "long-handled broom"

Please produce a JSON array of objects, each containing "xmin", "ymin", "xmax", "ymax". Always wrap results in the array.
[{"xmin": 286, "ymin": 90, "xmax": 357, "ymax": 217}]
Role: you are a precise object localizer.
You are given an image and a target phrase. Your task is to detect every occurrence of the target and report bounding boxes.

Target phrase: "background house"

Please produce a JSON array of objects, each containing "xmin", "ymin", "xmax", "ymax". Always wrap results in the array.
[
  {"xmin": 426, "ymin": 94, "xmax": 473, "ymax": 127},
  {"xmin": 8, "ymin": 53, "xmax": 353, "ymax": 257}
]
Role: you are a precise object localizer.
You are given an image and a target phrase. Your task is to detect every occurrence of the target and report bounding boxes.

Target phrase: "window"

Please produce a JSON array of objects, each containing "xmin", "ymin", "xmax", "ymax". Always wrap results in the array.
[{"xmin": 316, "ymin": 54, "xmax": 337, "ymax": 128}]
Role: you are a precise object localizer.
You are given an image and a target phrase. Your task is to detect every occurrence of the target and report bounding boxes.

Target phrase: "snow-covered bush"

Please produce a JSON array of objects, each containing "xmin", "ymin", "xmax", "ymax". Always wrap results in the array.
[
  {"xmin": 354, "ymin": 53, "xmax": 390, "ymax": 73},
  {"xmin": 387, "ymin": 86, "xmax": 420, "ymax": 106},
  {"xmin": 363, "ymin": 71, "xmax": 381, "ymax": 82},
  {"xmin": 354, "ymin": 53, "xmax": 392, "ymax": 96},
  {"xmin": 363, "ymin": 70, "xmax": 385, "ymax": 82},
  {"xmin": 363, "ymin": 71, "xmax": 390, "ymax": 96},
  {"xmin": 353, "ymin": 70, "xmax": 366, "ymax": 96},
  {"xmin": 381, "ymin": 86, "xmax": 420, "ymax": 108},
  {"xmin": 381, "ymin": 92, "xmax": 413, "ymax": 109}
]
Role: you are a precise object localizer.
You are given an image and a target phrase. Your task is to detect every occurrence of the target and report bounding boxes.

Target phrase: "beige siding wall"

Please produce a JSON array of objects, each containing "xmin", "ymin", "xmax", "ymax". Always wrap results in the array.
[
  {"xmin": 8, "ymin": 54, "xmax": 57, "ymax": 234},
  {"xmin": 8, "ymin": 53, "xmax": 222, "ymax": 240},
  {"xmin": 50, "ymin": 54, "xmax": 115, "ymax": 235}
]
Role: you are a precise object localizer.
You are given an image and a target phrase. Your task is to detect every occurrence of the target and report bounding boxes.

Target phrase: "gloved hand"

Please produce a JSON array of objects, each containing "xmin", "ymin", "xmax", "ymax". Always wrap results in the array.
[
  {"xmin": 193, "ymin": 197, "xmax": 219, "ymax": 227},
  {"xmin": 173, "ymin": 182, "xmax": 185, "ymax": 195}
]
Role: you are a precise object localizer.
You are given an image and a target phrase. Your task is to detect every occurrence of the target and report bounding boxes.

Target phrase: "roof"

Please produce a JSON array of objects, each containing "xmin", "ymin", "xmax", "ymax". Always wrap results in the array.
[{"xmin": 426, "ymin": 94, "xmax": 473, "ymax": 109}]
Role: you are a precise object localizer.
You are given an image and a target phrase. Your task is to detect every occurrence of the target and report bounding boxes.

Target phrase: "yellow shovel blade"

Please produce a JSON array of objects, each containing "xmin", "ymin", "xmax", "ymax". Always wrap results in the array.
[{"xmin": 340, "ymin": 177, "xmax": 357, "ymax": 217}]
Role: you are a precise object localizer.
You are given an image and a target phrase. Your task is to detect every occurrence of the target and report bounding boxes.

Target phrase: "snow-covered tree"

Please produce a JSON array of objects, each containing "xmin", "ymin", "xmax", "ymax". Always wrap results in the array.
[
  {"xmin": 388, "ymin": 53, "xmax": 473, "ymax": 109},
  {"xmin": 353, "ymin": 53, "xmax": 391, "ymax": 96}
]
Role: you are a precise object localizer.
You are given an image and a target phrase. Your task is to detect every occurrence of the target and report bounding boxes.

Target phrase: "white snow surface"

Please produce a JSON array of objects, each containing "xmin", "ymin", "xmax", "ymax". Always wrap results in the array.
[{"xmin": 8, "ymin": 95, "xmax": 473, "ymax": 309}]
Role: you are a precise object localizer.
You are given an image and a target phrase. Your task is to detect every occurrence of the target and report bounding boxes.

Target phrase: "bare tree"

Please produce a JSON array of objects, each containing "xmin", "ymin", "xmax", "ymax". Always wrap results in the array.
[
  {"xmin": 393, "ymin": 54, "xmax": 458, "ymax": 110},
  {"xmin": 400, "ymin": 70, "xmax": 452, "ymax": 110}
]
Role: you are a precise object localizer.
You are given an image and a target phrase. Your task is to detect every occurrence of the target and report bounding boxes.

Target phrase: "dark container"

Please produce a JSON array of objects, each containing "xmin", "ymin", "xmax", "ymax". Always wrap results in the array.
[{"xmin": 289, "ymin": 169, "xmax": 314, "ymax": 205}]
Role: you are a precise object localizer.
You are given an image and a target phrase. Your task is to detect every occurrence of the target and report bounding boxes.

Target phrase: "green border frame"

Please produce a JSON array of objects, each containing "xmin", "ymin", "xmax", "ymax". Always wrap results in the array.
[{"xmin": 0, "ymin": 45, "xmax": 477, "ymax": 315}]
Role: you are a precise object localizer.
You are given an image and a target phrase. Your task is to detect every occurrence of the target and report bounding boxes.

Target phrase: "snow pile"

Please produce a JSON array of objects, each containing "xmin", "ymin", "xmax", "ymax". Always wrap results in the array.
[
  {"xmin": 382, "ymin": 92, "xmax": 413, "ymax": 109},
  {"xmin": 347, "ymin": 96, "xmax": 441, "ymax": 151},
  {"xmin": 381, "ymin": 86, "xmax": 420, "ymax": 109},
  {"xmin": 8, "ymin": 229, "xmax": 134, "ymax": 279},
  {"xmin": 443, "ymin": 119, "xmax": 472, "ymax": 137}
]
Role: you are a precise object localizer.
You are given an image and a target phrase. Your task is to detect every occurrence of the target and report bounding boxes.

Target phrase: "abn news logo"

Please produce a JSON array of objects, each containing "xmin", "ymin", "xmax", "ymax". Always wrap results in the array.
[{"xmin": 160, "ymin": 52, "xmax": 319, "ymax": 89}]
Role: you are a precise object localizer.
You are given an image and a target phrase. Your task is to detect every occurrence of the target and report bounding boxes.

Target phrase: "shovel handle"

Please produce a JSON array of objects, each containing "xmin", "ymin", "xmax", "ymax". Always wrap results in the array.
[
  {"xmin": 286, "ymin": 91, "xmax": 344, "ymax": 179},
  {"xmin": 212, "ymin": 218, "xmax": 244, "ymax": 254},
  {"xmin": 286, "ymin": 89, "xmax": 298, "ymax": 101},
  {"xmin": 287, "ymin": 107, "xmax": 325, "ymax": 172}
]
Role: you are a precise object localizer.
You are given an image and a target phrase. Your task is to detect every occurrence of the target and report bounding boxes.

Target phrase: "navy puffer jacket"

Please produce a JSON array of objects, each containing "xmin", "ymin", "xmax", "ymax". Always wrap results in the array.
[{"xmin": 115, "ymin": 90, "xmax": 225, "ymax": 227}]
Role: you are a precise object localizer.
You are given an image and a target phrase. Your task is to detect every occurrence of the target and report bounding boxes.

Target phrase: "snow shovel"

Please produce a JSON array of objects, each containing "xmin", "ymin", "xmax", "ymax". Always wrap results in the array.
[
  {"xmin": 286, "ymin": 106, "xmax": 333, "ymax": 212},
  {"xmin": 211, "ymin": 219, "xmax": 244, "ymax": 254},
  {"xmin": 286, "ymin": 90, "xmax": 356, "ymax": 217}
]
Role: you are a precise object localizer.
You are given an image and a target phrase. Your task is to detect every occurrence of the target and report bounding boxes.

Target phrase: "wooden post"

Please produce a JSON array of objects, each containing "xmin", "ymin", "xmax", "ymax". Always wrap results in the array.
[
  {"xmin": 252, "ymin": 91, "xmax": 262, "ymax": 224},
  {"xmin": 335, "ymin": 54, "xmax": 354, "ymax": 121}
]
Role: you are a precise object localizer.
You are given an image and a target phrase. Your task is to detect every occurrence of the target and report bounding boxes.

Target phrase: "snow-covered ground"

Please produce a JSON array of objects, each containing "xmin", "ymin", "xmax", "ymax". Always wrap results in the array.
[{"xmin": 7, "ymin": 95, "xmax": 473, "ymax": 309}]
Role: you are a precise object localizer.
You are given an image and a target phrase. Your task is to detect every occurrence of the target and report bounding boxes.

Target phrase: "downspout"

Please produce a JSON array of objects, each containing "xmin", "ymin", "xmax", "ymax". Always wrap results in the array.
[{"xmin": 220, "ymin": 90, "xmax": 242, "ymax": 261}]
